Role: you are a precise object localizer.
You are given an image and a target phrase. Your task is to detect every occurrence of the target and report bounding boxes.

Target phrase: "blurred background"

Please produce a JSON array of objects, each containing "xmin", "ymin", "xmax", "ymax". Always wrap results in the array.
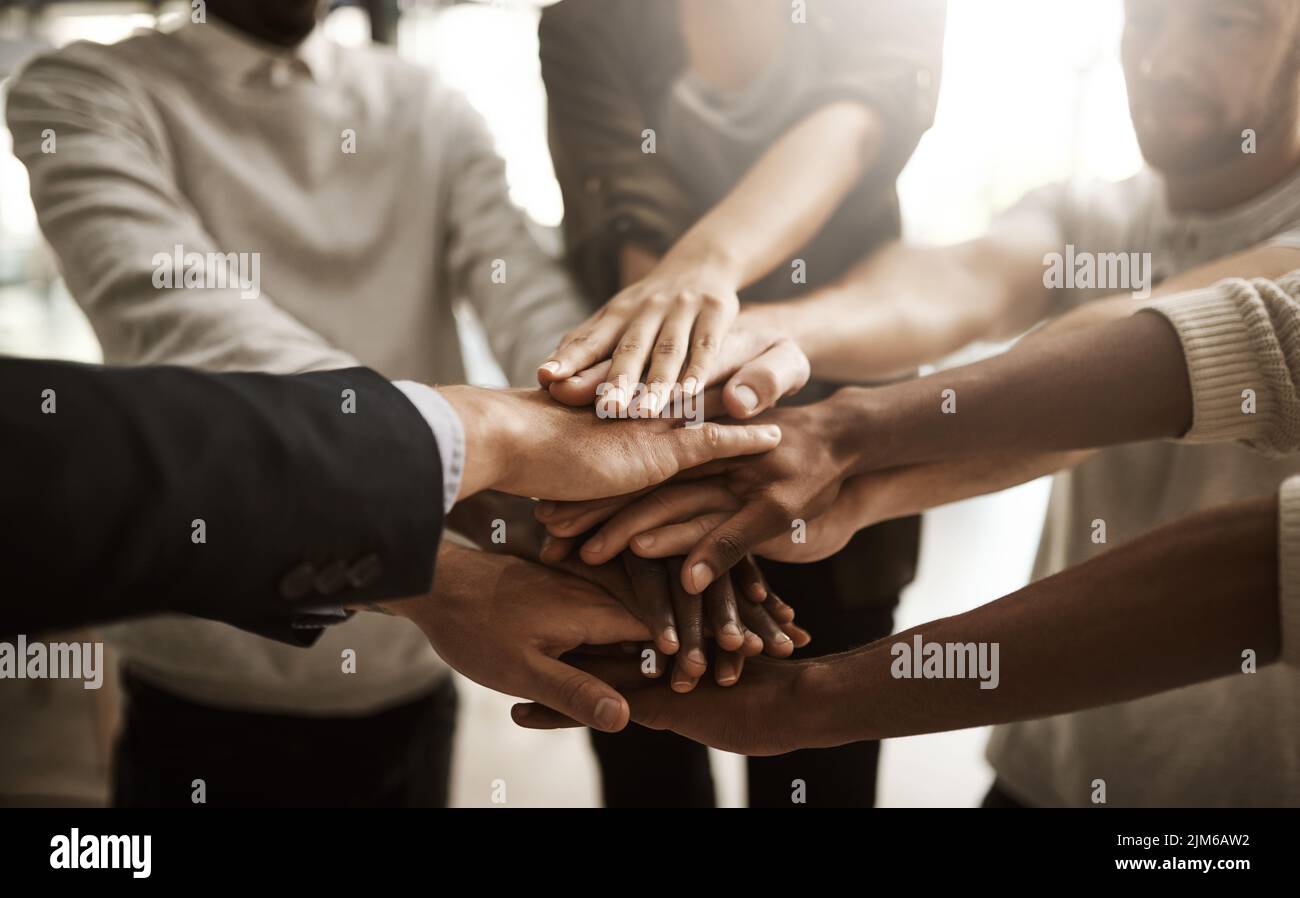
[{"xmin": 0, "ymin": 0, "xmax": 1143, "ymax": 806}]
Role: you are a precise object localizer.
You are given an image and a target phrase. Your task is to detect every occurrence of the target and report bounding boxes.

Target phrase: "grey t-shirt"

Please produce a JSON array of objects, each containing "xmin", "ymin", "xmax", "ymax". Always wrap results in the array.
[{"xmin": 985, "ymin": 166, "xmax": 1300, "ymax": 807}]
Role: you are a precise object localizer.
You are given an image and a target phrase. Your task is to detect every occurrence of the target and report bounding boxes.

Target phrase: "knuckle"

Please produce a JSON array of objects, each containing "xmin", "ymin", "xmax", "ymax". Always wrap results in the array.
[
  {"xmin": 555, "ymin": 671, "xmax": 592, "ymax": 713},
  {"xmin": 699, "ymin": 421, "xmax": 724, "ymax": 450},
  {"xmin": 694, "ymin": 333, "xmax": 721, "ymax": 354},
  {"xmin": 701, "ymin": 293, "xmax": 729, "ymax": 311},
  {"xmin": 615, "ymin": 340, "xmax": 643, "ymax": 356},
  {"xmin": 653, "ymin": 339, "xmax": 681, "ymax": 357},
  {"xmin": 711, "ymin": 530, "xmax": 748, "ymax": 565}
]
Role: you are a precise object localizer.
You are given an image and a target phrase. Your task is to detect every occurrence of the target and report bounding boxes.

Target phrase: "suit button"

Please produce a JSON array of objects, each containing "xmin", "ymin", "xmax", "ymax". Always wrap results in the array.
[
  {"xmin": 313, "ymin": 560, "xmax": 350, "ymax": 596},
  {"xmin": 347, "ymin": 553, "xmax": 383, "ymax": 589},
  {"xmin": 279, "ymin": 562, "xmax": 316, "ymax": 600}
]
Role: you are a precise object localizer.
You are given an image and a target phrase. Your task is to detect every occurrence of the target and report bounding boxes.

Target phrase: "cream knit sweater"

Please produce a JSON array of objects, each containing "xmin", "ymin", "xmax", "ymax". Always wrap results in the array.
[{"xmin": 1143, "ymin": 269, "xmax": 1300, "ymax": 667}]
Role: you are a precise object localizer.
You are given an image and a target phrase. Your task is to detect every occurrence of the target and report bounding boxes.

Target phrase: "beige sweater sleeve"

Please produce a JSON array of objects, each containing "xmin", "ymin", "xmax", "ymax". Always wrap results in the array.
[
  {"xmin": 1141, "ymin": 270, "xmax": 1300, "ymax": 454},
  {"xmin": 1278, "ymin": 477, "xmax": 1300, "ymax": 667},
  {"xmin": 1143, "ymin": 273, "xmax": 1300, "ymax": 665}
]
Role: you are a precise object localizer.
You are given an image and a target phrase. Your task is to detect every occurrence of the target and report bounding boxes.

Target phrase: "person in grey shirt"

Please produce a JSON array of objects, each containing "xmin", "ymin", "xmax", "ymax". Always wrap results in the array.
[{"xmin": 4, "ymin": 0, "xmax": 588, "ymax": 806}]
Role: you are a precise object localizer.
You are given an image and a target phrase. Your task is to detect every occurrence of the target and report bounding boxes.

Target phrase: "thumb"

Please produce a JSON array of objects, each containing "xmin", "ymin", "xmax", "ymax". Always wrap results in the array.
[
  {"xmin": 664, "ymin": 421, "xmax": 782, "ymax": 475},
  {"xmin": 723, "ymin": 338, "xmax": 810, "ymax": 419},
  {"xmin": 527, "ymin": 655, "xmax": 630, "ymax": 733},
  {"xmin": 546, "ymin": 360, "xmax": 612, "ymax": 406},
  {"xmin": 682, "ymin": 501, "xmax": 785, "ymax": 593}
]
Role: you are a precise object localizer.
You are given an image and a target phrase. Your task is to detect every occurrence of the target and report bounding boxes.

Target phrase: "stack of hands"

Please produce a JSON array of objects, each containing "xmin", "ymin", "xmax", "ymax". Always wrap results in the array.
[{"xmin": 364, "ymin": 293, "xmax": 872, "ymax": 755}]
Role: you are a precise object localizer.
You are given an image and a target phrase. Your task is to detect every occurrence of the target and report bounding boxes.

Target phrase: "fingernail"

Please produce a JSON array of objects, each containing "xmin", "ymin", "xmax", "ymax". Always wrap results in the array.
[
  {"xmin": 747, "ymin": 583, "xmax": 767, "ymax": 601},
  {"xmin": 583, "ymin": 535, "xmax": 605, "ymax": 555},
  {"xmin": 688, "ymin": 648, "xmax": 707, "ymax": 668},
  {"xmin": 717, "ymin": 663, "xmax": 737, "ymax": 685},
  {"xmin": 540, "ymin": 360, "xmax": 560, "ymax": 374},
  {"xmin": 762, "ymin": 425, "xmax": 781, "ymax": 441},
  {"xmin": 594, "ymin": 697, "xmax": 622, "ymax": 731},
  {"xmin": 722, "ymin": 622, "xmax": 742, "ymax": 639},
  {"xmin": 634, "ymin": 533, "xmax": 656, "ymax": 549},
  {"xmin": 683, "ymin": 377, "xmax": 700, "ymax": 396},
  {"xmin": 566, "ymin": 376, "xmax": 583, "ymax": 384},
  {"xmin": 689, "ymin": 562, "xmax": 713, "ymax": 592},
  {"xmin": 672, "ymin": 675, "xmax": 696, "ymax": 693},
  {"xmin": 663, "ymin": 627, "xmax": 679, "ymax": 647},
  {"xmin": 535, "ymin": 501, "xmax": 557, "ymax": 519},
  {"xmin": 734, "ymin": 384, "xmax": 758, "ymax": 412},
  {"xmin": 775, "ymin": 633, "xmax": 792, "ymax": 645}
]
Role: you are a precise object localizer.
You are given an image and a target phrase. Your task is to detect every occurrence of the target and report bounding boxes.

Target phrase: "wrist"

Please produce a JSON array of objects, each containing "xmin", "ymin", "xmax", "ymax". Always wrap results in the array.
[
  {"xmin": 436, "ymin": 386, "xmax": 523, "ymax": 500},
  {"xmin": 820, "ymin": 385, "xmax": 886, "ymax": 476},
  {"xmin": 798, "ymin": 644, "xmax": 894, "ymax": 746},
  {"xmin": 660, "ymin": 240, "xmax": 744, "ymax": 285},
  {"xmin": 791, "ymin": 655, "xmax": 873, "ymax": 748}
]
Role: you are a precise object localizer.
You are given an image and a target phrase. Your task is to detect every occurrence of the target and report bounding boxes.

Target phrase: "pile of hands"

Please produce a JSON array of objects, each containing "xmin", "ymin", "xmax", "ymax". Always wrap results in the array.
[{"xmin": 381, "ymin": 271, "xmax": 914, "ymax": 756}]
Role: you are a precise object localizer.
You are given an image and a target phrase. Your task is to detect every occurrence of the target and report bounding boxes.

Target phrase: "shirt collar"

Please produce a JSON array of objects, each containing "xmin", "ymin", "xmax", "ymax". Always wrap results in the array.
[{"xmin": 170, "ymin": 19, "xmax": 335, "ymax": 86}]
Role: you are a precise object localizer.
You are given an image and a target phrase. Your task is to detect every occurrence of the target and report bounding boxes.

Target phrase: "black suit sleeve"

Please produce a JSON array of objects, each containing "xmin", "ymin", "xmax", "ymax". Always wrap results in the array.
[{"xmin": 0, "ymin": 358, "xmax": 444, "ymax": 641}]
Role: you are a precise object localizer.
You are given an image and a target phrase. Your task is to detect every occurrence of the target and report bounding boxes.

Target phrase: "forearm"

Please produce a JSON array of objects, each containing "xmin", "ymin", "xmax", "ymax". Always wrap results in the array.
[
  {"xmin": 826, "ymin": 310, "xmax": 1192, "ymax": 474},
  {"xmin": 743, "ymin": 238, "xmax": 1051, "ymax": 381},
  {"xmin": 663, "ymin": 102, "xmax": 882, "ymax": 287},
  {"xmin": 812, "ymin": 494, "xmax": 1281, "ymax": 745}
]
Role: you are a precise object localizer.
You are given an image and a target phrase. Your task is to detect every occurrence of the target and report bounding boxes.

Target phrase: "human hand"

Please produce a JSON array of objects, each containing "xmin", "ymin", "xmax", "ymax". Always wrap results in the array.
[
  {"xmin": 438, "ymin": 386, "xmax": 782, "ymax": 502},
  {"xmin": 542, "ymin": 310, "xmax": 810, "ymax": 421},
  {"xmin": 375, "ymin": 543, "xmax": 651, "ymax": 732},
  {"xmin": 536, "ymin": 255, "xmax": 742, "ymax": 415},
  {"xmin": 540, "ymin": 539, "xmax": 810, "ymax": 691},
  {"xmin": 512, "ymin": 652, "xmax": 842, "ymax": 757},
  {"xmin": 538, "ymin": 394, "xmax": 868, "ymax": 593}
]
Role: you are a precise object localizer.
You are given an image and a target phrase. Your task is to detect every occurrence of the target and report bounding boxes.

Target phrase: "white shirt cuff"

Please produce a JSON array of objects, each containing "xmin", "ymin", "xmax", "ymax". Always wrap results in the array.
[{"xmin": 392, "ymin": 380, "xmax": 464, "ymax": 514}]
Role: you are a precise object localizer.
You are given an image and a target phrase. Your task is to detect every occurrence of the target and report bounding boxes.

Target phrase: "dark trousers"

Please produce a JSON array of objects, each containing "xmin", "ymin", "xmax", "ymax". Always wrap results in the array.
[
  {"xmin": 111, "ymin": 668, "xmax": 457, "ymax": 808},
  {"xmin": 591, "ymin": 521, "xmax": 917, "ymax": 808}
]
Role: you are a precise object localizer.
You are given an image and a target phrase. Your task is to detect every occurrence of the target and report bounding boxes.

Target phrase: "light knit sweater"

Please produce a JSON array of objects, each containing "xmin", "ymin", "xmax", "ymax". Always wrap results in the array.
[{"xmin": 1143, "ymin": 270, "xmax": 1300, "ymax": 669}]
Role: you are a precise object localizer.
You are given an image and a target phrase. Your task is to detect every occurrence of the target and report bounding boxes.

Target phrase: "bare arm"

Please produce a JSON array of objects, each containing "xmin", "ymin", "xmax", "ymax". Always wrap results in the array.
[
  {"xmin": 741, "ymin": 231, "xmax": 1059, "ymax": 381},
  {"xmin": 742, "ymin": 226, "xmax": 1300, "ymax": 384},
  {"xmin": 576, "ymin": 493, "xmax": 1281, "ymax": 755}
]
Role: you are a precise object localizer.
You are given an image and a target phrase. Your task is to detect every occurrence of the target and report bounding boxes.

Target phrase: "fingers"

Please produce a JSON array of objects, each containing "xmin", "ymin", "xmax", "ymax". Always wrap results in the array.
[
  {"xmin": 732, "ymin": 556, "xmax": 769, "ymax": 602},
  {"xmin": 681, "ymin": 501, "xmax": 788, "ymax": 593},
  {"xmin": 547, "ymin": 360, "xmax": 611, "ymax": 407},
  {"xmin": 576, "ymin": 482, "xmax": 739, "ymax": 564},
  {"xmin": 680, "ymin": 293, "xmax": 738, "ymax": 397},
  {"xmin": 722, "ymin": 337, "xmax": 811, "ymax": 419},
  {"xmin": 704, "ymin": 575, "xmax": 744, "ymax": 652},
  {"xmin": 539, "ymin": 311, "xmax": 628, "ymax": 384},
  {"xmin": 713, "ymin": 648, "xmax": 746, "ymax": 687},
  {"xmin": 667, "ymin": 558, "xmax": 707, "ymax": 692},
  {"xmin": 762, "ymin": 591, "xmax": 797, "ymax": 625},
  {"xmin": 661, "ymin": 420, "xmax": 782, "ymax": 479},
  {"xmin": 538, "ymin": 534, "xmax": 578, "ymax": 564},
  {"xmin": 737, "ymin": 597, "xmax": 795, "ymax": 658},
  {"xmin": 604, "ymin": 311, "xmax": 667, "ymax": 415},
  {"xmin": 626, "ymin": 513, "xmax": 731, "ymax": 560},
  {"xmin": 639, "ymin": 304, "xmax": 696, "ymax": 415},
  {"xmin": 526, "ymin": 654, "xmax": 630, "ymax": 733},
  {"xmin": 538, "ymin": 489, "xmax": 649, "ymax": 539},
  {"xmin": 511, "ymin": 702, "xmax": 583, "ymax": 730},
  {"xmin": 620, "ymin": 552, "xmax": 681, "ymax": 657}
]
